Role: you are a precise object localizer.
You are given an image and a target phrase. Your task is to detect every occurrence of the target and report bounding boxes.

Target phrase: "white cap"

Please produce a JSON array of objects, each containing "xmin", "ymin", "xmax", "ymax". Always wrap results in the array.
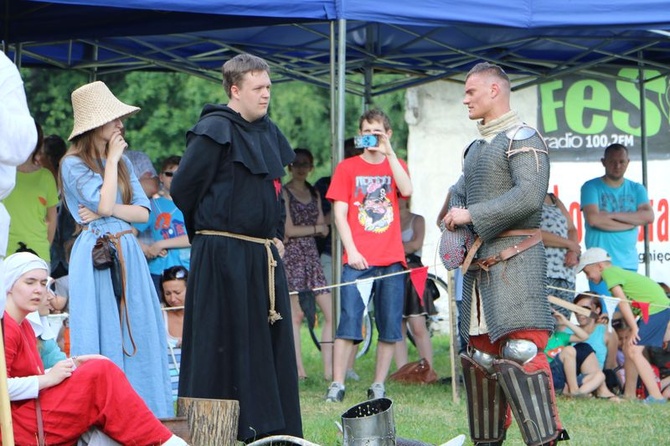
[{"xmin": 576, "ymin": 247, "xmax": 611, "ymax": 272}]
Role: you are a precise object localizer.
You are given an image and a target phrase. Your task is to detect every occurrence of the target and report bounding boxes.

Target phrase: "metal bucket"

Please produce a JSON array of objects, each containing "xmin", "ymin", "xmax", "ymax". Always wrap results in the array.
[{"xmin": 341, "ymin": 398, "xmax": 396, "ymax": 445}]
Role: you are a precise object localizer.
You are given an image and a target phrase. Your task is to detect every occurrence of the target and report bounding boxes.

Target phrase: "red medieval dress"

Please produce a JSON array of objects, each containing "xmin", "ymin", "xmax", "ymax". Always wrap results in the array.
[{"xmin": 3, "ymin": 315, "xmax": 172, "ymax": 446}]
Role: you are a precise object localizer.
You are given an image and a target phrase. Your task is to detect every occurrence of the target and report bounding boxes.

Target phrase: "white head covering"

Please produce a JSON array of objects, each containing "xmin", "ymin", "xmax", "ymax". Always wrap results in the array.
[
  {"xmin": 3, "ymin": 252, "xmax": 49, "ymax": 324},
  {"xmin": 4, "ymin": 252, "xmax": 49, "ymax": 296}
]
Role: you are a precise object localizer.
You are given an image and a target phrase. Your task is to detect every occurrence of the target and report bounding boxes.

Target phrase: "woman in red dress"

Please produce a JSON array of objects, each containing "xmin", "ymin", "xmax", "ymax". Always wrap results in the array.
[{"xmin": 2, "ymin": 252, "xmax": 188, "ymax": 446}]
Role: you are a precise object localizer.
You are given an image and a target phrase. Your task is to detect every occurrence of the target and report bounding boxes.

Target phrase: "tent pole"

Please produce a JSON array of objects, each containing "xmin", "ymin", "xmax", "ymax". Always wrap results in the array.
[
  {"xmin": 329, "ymin": 19, "xmax": 347, "ymax": 350},
  {"xmin": 334, "ymin": 18, "xmax": 347, "ymax": 304},
  {"xmin": 638, "ymin": 54, "xmax": 650, "ymax": 276}
]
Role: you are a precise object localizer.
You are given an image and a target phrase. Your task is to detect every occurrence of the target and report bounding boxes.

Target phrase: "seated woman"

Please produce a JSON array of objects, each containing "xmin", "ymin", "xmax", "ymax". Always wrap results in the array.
[
  {"xmin": 572, "ymin": 293, "xmax": 621, "ymax": 401},
  {"xmin": 544, "ymin": 310, "xmax": 605, "ymax": 397},
  {"xmin": 3, "ymin": 252, "xmax": 188, "ymax": 446},
  {"xmin": 160, "ymin": 265, "xmax": 187, "ymax": 401}
]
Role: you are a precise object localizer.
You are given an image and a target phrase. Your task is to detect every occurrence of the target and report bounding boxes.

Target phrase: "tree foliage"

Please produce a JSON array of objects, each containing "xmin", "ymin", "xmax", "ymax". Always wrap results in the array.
[{"xmin": 22, "ymin": 69, "xmax": 407, "ymax": 180}]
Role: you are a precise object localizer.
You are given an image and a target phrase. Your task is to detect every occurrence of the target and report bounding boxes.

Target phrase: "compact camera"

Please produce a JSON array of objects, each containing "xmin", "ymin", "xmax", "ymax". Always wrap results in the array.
[{"xmin": 354, "ymin": 134, "xmax": 379, "ymax": 149}]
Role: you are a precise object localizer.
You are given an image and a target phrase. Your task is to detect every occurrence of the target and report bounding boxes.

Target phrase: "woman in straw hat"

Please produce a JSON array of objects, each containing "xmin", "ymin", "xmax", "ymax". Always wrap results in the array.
[
  {"xmin": 59, "ymin": 81, "xmax": 173, "ymax": 418},
  {"xmin": 3, "ymin": 251, "xmax": 188, "ymax": 445}
]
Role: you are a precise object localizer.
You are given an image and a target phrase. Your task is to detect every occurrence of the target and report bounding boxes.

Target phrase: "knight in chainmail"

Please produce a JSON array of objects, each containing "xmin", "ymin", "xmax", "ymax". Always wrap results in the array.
[{"xmin": 443, "ymin": 63, "xmax": 568, "ymax": 446}]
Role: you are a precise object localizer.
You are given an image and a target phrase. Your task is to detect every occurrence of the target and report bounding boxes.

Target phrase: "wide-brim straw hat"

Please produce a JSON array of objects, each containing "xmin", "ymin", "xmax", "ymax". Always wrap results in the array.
[{"xmin": 68, "ymin": 81, "xmax": 140, "ymax": 141}]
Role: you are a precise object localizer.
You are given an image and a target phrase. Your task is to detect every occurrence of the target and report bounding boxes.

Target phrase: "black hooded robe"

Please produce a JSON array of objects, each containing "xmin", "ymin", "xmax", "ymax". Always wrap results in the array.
[{"xmin": 171, "ymin": 104, "xmax": 302, "ymax": 442}]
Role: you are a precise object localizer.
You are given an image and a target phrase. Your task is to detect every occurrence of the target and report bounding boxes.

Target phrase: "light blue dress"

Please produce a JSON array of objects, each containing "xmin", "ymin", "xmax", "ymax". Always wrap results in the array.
[{"xmin": 60, "ymin": 155, "xmax": 173, "ymax": 418}]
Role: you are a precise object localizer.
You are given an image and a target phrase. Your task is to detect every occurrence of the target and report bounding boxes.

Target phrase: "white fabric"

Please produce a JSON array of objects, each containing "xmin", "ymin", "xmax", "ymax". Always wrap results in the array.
[
  {"xmin": 26, "ymin": 312, "xmax": 57, "ymax": 340},
  {"xmin": 161, "ymin": 435, "xmax": 189, "ymax": 446},
  {"xmin": 8, "ymin": 376, "xmax": 39, "ymax": 401},
  {"xmin": 0, "ymin": 52, "xmax": 38, "ymax": 315},
  {"xmin": 77, "ymin": 428, "xmax": 121, "ymax": 446},
  {"xmin": 4, "ymin": 252, "xmax": 49, "ymax": 296},
  {"xmin": 356, "ymin": 278, "xmax": 374, "ymax": 317}
]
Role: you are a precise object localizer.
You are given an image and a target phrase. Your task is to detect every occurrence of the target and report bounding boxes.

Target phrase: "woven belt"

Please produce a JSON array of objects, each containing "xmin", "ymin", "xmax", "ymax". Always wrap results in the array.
[
  {"xmin": 84, "ymin": 228, "xmax": 137, "ymax": 356},
  {"xmin": 196, "ymin": 230, "xmax": 282, "ymax": 324},
  {"xmin": 468, "ymin": 229, "xmax": 542, "ymax": 272}
]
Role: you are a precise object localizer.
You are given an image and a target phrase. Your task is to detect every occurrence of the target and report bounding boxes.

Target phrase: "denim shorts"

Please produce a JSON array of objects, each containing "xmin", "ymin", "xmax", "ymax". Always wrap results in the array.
[
  {"xmin": 336, "ymin": 263, "xmax": 405, "ymax": 343},
  {"xmin": 638, "ymin": 308, "xmax": 670, "ymax": 347},
  {"xmin": 550, "ymin": 356, "xmax": 566, "ymax": 393}
]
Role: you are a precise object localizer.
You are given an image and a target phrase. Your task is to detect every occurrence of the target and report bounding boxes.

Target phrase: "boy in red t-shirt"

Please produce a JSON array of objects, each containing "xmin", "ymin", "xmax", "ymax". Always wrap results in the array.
[{"xmin": 325, "ymin": 109, "xmax": 412, "ymax": 402}]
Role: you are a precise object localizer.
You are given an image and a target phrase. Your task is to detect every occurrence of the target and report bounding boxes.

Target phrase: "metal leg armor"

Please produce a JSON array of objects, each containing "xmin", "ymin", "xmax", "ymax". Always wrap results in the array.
[
  {"xmin": 460, "ymin": 354, "xmax": 507, "ymax": 445},
  {"xmin": 493, "ymin": 358, "xmax": 568, "ymax": 446}
]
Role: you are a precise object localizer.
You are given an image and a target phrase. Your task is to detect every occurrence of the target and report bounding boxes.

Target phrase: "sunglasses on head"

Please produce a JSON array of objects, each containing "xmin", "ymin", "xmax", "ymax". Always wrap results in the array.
[
  {"xmin": 163, "ymin": 171, "xmax": 175, "ymax": 177},
  {"xmin": 161, "ymin": 266, "xmax": 187, "ymax": 281}
]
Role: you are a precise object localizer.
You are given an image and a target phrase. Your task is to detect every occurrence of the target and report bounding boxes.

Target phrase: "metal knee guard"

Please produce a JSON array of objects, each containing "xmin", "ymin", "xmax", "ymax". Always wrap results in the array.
[
  {"xmin": 461, "ymin": 354, "xmax": 507, "ymax": 445},
  {"xmin": 501, "ymin": 339, "xmax": 537, "ymax": 365},
  {"xmin": 493, "ymin": 358, "xmax": 567, "ymax": 446}
]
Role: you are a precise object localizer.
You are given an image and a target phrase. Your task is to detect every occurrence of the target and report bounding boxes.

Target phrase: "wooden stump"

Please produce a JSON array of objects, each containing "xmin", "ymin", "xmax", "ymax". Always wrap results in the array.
[{"xmin": 177, "ymin": 397, "xmax": 239, "ymax": 446}]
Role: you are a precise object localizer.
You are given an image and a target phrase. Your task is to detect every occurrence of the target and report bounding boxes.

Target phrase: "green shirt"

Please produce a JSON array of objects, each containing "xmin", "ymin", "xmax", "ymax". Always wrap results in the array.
[
  {"xmin": 2, "ymin": 168, "xmax": 59, "ymax": 261},
  {"xmin": 544, "ymin": 331, "xmax": 571, "ymax": 363},
  {"xmin": 602, "ymin": 265, "xmax": 669, "ymax": 316}
]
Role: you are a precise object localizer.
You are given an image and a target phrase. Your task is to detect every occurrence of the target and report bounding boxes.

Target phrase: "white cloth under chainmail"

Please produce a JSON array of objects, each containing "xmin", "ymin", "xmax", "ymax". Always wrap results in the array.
[{"xmin": 476, "ymin": 110, "xmax": 522, "ymax": 142}]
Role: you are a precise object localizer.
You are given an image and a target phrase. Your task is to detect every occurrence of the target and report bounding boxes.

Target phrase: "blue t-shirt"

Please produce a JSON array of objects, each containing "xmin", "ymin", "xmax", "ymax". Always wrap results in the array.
[
  {"xmin": 580, "ymin": 177, "xmax": 648, "ymax": 270},
  {"xmin": 134, "ymin": 196, "xmax": 190, "ymax": 275}
]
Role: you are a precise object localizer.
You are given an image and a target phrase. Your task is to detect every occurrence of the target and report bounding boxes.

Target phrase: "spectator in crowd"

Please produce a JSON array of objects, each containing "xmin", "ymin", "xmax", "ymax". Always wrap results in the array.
[
  {"xmin": 46, "ymin": 275, "xmax": 71, "ymax": 355},
  {"xmin": 571, "ymin": 293, "xmax": 621, "ymax": 401},
  {"xmin": 160, "ymin": 265, "xmax": 187, "ymax": 348},
  {"xmin": 26, "ymin": 280, "xmax": 67, "ymax": 369},
  {"xmin": 4, "ymin": 122, "xmax": 59, "ymax": 264},
  {"xmin": 282, "ymin": 148, "xmax": 333, "ymax": 381},
  {"xmin": 647, "ymin": 342, "xmax": 670, "ymax": 398},
  {"xmin": 160, "ymin": 265, "xmax": 188, "ymax": 402},
  {"xmin": 135, "ymin": 155, "xmax": 191, "ymax": 295},
  {"xmin": 541, "ymin": 192, "xmax": 580, "ymax": 317},
  {"xmin": 125, "ymin": 146, "xmax": 159, "ymax": 199},
  {"xmin": 577, "ymin": 247, "xmax": 670, "ymax": 403},
  {"xmin": 38, "ymin": 134, "xmax": 68, "ymax": 182},
  {"xmin": 0, "ymin": 50, "xmax": 38, "ymax": 314},
  {"xmin": 42, "ymin": 134, "xmax": 77, "ymax": 279},
  {"xmin": 171, "ymin": 53, "xmax": 302, "ymax": 442},
  {"xmin": 394, "ymin": 196, "xmax": 437, "ymax": 369},
  {"xmin": 3, "ymin": 252, "xmax": 188, "ymax": 446},
  {"xmin": 544, "ymin": 310, "xmax": 604, "ymax": 397},
  {"xmin": 60, "ymin": 80, "xmax": 173, "ymax": 417},
  {"xmin": 580, "ymin": 143, "xmax": 654, "ymax": 296},
  {"xmin": 125, "ymin": 146, "xmax": 161, "ymax": 259},
  {"xmin": 325, "ymin": 108, "xmax": 412, "ymax": 402}
]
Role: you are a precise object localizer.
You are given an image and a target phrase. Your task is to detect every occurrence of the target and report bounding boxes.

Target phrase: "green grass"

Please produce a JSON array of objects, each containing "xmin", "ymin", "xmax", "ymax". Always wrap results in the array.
[{"xmin": 297, "ymin": 329, "xmax": 670, "ymax": 445}]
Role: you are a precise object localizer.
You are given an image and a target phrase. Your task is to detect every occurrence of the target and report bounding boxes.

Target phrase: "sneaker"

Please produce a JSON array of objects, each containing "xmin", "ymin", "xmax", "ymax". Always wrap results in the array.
[
  {"xmin": 325, "ymin": 382, "xmax": 345, "ymax": 402},
  {"xmin": 643, "ymin": 395, "xmax": 667, "ymax": 404},
  {"xmin": 346, "ymin": 368, "xmax": 360, "ymax": 381},
  {"xmin": 367, "ymin": 382, "xmax": 386, "ymax": 400}
]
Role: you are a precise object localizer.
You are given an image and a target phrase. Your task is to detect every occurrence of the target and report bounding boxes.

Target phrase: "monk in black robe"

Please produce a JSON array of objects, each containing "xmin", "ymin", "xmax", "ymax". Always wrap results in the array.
[{"xmin": 171, "ymin": 54, "xmax": 302, "ymax": 443}]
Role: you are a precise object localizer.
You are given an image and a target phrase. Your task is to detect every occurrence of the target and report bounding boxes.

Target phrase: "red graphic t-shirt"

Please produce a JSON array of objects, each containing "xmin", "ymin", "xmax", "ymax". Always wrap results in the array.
[{"xmin": 326, "ymin": 156, "xmax": 408, "ymax": 267}]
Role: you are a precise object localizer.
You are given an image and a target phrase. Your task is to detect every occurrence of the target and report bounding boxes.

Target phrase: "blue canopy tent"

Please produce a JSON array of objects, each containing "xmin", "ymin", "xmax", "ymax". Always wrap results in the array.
[{"xmin": 4, "ymin": 0, "xmax": 670, "ymax": 94}]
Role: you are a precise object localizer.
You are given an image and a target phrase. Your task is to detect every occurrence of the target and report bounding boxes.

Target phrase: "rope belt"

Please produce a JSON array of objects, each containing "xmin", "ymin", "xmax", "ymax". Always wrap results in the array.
[
  {"xmin": 196, "ymin": 230, "xmax": 282, "ymax": 324},
  {"xmin": 465, "ymin": 229, "xmax": 542, "ymax": 272}
]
